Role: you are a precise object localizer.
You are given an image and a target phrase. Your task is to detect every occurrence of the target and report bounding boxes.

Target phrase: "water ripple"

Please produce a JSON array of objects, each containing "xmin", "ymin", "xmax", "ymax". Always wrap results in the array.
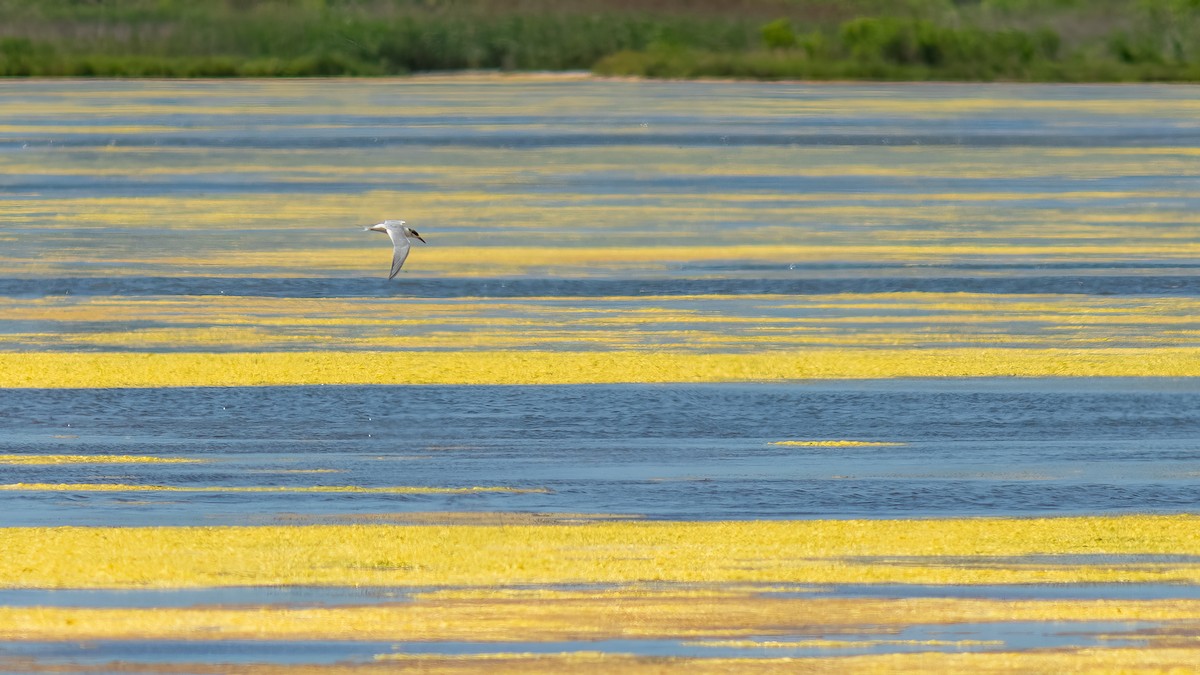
[{"xmin": 3, "ymin": 274, "xmax": 1199, "ymax": 299}]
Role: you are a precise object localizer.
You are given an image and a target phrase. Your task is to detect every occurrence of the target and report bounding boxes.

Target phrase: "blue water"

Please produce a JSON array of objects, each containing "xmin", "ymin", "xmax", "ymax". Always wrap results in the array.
[
  {"xmin": 0, "ymin": 621, "xmax": 1154, "ymax": 665},
  {"xmin": 3, "ymin": 273, "xmax": 1200, "ymax": 299},
  {"xmin": 4, "ymin": 581, "xmax": 1200, "ymax": 610},
  {"xmin": 3, "ymin": 380, "xmax": 1199, "ymax": 526}
]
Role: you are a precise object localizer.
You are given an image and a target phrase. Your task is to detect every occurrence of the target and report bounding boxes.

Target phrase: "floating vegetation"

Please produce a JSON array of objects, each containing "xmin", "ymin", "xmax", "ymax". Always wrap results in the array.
[
  {"xmin": 4, "ymin": 596, "xmax": 1199, "ymax": 642},
  {"xmin": 7, "ymin": 515, "xmax": 1200, "ymax": 668},
  {"xmin": 4, "ymin": 79, "xmax": 1200, "ymax": 672},
  {"xmin": 0, "ymin": 483, "xmax": 547, "ymax": 495},
  {"xmin": 2, "ymin": 349, "xmax": 1199, "ymax": 388},
  {"xmin": 0, "ymin": 454, "xmax": 201, "ymax": 465},
  {"xmin": 771, "ymin": 440, "xmax": 907, "ymax": 447},
  {"xmin": 5, "ymin": 515, "xmax": 1200, "ymax": 589},
  {"xmin": 683, "ymin": 637, "xmax": 1006, "ymax": 649},
  {"xmin": 372, "ymin": 650, "xmax": 1200, "ymax": 672},
  {"xmin": 9, "ymin": 237, "xmax": 1200, "ymax": 278},
  {"xmin": 5, "ymin": 291, "xmax": 1200, "ymax": 354},
  {"xmin": 276, "ymin": 512, "xmax": 645, "ymax": 526}
]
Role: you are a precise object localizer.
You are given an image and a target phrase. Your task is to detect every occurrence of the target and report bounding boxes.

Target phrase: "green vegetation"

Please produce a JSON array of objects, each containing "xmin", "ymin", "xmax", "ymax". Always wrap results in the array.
[{"xmin": 0, "ymin": 0, "xmax": 1197, "ymax": 80}]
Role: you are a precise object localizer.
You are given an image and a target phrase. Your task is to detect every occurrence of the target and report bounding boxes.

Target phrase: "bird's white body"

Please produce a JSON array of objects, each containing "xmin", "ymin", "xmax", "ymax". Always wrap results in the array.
[{"xmin": 365, "ymin": 219, "xmax": 426, "ymax": 279}]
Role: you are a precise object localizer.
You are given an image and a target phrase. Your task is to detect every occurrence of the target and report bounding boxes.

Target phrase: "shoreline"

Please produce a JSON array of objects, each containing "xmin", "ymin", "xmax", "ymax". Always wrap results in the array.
[{"xmin": 3, "ymin": 70, "xmax": 1198, "ymax": 85}]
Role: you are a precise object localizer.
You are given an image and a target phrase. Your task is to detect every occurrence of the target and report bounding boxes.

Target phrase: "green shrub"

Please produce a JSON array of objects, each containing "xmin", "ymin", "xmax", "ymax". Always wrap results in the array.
[
  {"xmin": 0, "ymin": 0, "xmax": 1196, "ymax": 81},
  {"xmin": 761, "ymin": 18, "xmax": 797, "ymax": 49}
]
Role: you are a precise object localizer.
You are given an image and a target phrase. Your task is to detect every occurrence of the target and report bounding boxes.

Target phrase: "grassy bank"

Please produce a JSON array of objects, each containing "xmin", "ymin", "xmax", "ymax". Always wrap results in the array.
[{"xmin": 0, "ymin": 0, "xmax": 1197, "ymax": 80}]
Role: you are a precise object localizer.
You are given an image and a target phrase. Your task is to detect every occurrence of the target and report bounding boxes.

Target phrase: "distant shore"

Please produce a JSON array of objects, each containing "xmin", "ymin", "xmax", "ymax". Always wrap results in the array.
[{"xmin": 1, "ymin": 0, "xmax": 1198, "ymax": 82}]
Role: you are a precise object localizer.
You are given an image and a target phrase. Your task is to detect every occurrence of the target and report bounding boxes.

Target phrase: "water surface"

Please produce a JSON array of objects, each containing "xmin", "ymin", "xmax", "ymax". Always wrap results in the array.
[
  {"xmin": 2, "ymin": 78, "xmax": 1199, "ymax": 670},
  {"xmin": 3, "ymin": 381, "xmax": 1199, "ymax": 526}
]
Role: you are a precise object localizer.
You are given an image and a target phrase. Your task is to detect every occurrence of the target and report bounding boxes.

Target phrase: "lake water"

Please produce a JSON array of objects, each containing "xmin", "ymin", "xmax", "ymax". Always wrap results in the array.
[
  {"xmin": 2, "ymin": 77, "xmax": 1199, "ymax": 669},
  {"xmin": 4, "ymin": 380, "xmax": 1200, "ymax": 527}
]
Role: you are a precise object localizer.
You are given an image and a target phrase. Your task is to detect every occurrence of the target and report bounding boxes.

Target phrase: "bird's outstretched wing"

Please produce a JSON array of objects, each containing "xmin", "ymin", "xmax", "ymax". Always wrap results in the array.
[{"xmin": 387, "ymin": 229, "xmax": 412, "ymax": 280}]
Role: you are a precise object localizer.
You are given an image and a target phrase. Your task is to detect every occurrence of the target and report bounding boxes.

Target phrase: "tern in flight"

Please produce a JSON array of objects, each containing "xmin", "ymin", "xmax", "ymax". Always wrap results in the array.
[{"xmin": 365, "ymin": 219, "xmax": 426, "ymax": 280}]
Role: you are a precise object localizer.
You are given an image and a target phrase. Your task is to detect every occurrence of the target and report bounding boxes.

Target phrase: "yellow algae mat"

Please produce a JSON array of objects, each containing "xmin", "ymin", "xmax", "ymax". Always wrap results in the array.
[
  {"xmin": 5, "ymin": 652, "xmax": 1200, "ymax": 674},
  {"xmin": 0, "ymin": 484, "xmax": 546, "ymax": 495},
  {"xmin": 10, "ymin": 515, "xmax": 1200, "ymax": 589},
  {"xmin": 5, "ymin": 516, "xmax": 1200, "ymax": 671},
  {"xmin": 6, "ymin": 292, "xmax": 1200, "ymax": 353},
  {"xmin": 4, "ymin": 348, "xmax": 1200, "ymax": 387}
]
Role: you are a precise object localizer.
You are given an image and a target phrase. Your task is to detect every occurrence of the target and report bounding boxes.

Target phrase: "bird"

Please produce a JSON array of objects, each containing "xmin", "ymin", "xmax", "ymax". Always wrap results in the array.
[{"xmin": 365, "ymin": 219, "xmax": 426, "ymax": 280}]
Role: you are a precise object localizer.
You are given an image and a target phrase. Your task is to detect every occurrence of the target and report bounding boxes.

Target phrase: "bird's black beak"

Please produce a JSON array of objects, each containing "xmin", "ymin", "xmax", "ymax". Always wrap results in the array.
[{"xmin": 414, "ymin": 233, "xmax": 426, "ymax": 243}]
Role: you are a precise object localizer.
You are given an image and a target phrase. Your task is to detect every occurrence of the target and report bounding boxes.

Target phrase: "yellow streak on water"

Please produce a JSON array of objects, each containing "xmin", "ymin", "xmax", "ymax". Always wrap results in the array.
[
  {"xmin": 5, "ymin": 188, "xmax": 1196, "ymax": 233},
  {"xmin": 0, "ymin": 484, "xmax": 545, "ymax": 495},
  {"xmin": 2, "ymin": 349, "xmax": 1198, "ymax": 387},
  {"xmin": 683, "ymin": 638, "xmax": 1004, "ymax": 649},
  {"xmin": 0, "ymin": 455, "xmax": 200, "ymax": 465},
  {"xmin": 277, "ymin": 512, "xmax": 645, "ymax": 526},
  {"xmin": 3, "ymin": 649, "xmax": 1193, "ymax": 674},
  {"xmin": 13, "ymin": 291, "xmax": 1186, "ymax": 316},
  {"xmin": 35, "ymin": 241, "xmax": 1200, "ymax": 277},
  {"xmin": 8, "ymin": 153, "xmax": 1199, "ymax": 182},
  {"xmin": 6, "ymin": 597, "xmax": 1200, "ymax": 643},
  {"xmin": 2, "ymin": 291, "xmax": 1196, "ymax": 352},
  {"xmin": 770, "ymin": 441, "xmax": 906, "ymax": 447},
  {"xmin": 369, "ymin": 648, "xmax": 1200, "ymax": 674},
  {"xmin": 5, "ymin": 515, "xmax": 1200, "ymax": 589},
  {"xmin": 9, "ymin": 515, "xmax": 1199, "ymax": 667}
]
